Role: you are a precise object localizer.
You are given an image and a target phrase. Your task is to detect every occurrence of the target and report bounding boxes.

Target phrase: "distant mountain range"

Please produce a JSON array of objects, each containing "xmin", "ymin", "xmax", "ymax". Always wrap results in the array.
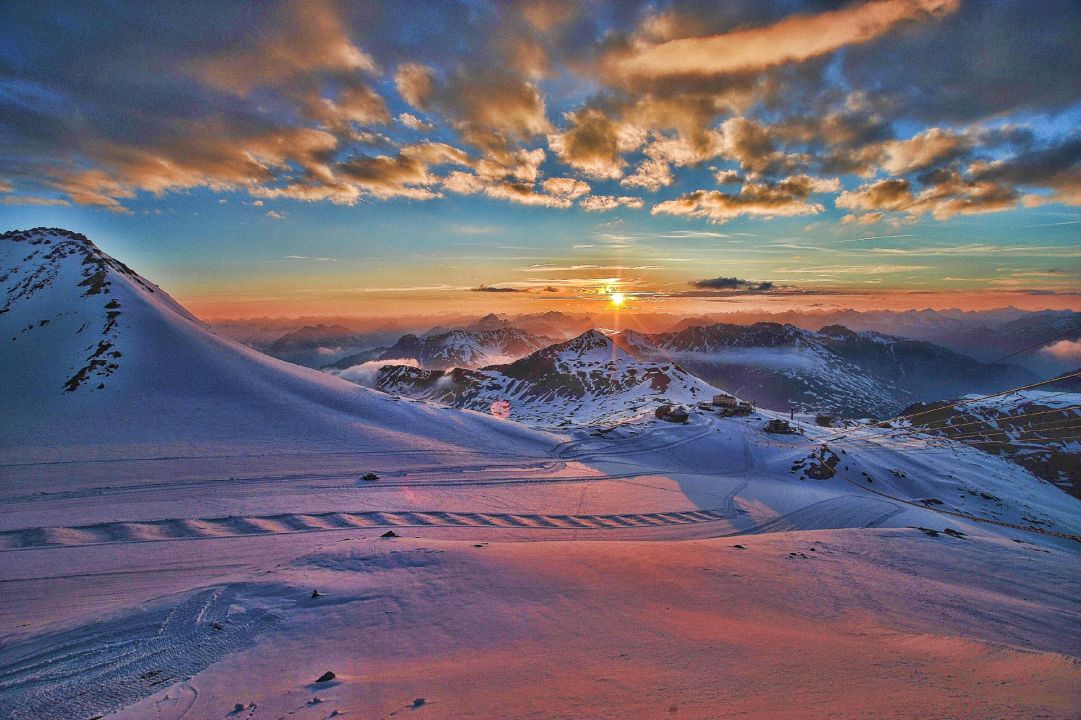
[
  {"xmin": 370, "ymin": 329, "xmax": 717, "ymax": 429},
  {"xmin": 372, "ymin": 326, "xmax": 551, "ymax": 370},
  {"xmin": 668, "ymin": 308, "xmax": 1081, "ymax": 375},
  {"xmin": 615, "ymin": 322, "xmax": 1033, "ymax": 418}
]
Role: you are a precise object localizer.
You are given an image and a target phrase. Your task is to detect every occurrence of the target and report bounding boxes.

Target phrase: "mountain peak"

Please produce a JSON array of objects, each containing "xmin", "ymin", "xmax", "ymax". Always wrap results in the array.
[{"xmin": 564, "ymin": 328, "xmax": 612, "ymax": 350}]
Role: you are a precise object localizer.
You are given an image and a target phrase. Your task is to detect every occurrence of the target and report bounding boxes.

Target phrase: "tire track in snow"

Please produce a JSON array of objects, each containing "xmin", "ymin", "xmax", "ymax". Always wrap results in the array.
[{"xmin": 0, "ymin": 586, "xmax": 280, "ymax": 720}]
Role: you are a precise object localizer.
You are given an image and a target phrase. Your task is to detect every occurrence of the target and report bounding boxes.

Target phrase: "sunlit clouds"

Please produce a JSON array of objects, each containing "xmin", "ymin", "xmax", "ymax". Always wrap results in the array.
[{"xmin": 0, "ymin": 0, "xmax": 1078, "ymax": 315}]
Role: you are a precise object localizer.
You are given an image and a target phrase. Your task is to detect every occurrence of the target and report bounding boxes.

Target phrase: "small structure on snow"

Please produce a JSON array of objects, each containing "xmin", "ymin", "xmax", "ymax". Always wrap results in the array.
[
  {"xmin": 708, "ymin": 393, "xmax": 754, "ymax": 416},
  {"xmin": 655, "ymin": 404, "xmax": 690, "ymax": 423},
  {"xmin": 712, "ymin": 393, "xmax": 739, "ymax": 408},
  {"xmin": 765, "ymin": 418, "xmax": 796, "ymax": 434}
]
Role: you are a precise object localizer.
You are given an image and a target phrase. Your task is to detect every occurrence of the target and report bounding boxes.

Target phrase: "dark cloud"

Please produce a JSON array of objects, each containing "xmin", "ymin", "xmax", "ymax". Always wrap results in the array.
[
  {"xmin": 972, "ymin": 133, "xmax": 1081, "ymax": 206},
  {"xmin": 690, "ymin": 277, "xmax": 775, "ymax": 293},
  {"xmin": 842, "ymin": 0, "xmax": 1081, "ymax": 122}
]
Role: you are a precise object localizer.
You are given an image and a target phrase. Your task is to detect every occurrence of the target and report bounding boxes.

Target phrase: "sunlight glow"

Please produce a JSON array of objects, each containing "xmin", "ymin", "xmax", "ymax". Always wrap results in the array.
[{"xmin": 610, "ymin": 292, "xmax": 625, "ymax": 307}]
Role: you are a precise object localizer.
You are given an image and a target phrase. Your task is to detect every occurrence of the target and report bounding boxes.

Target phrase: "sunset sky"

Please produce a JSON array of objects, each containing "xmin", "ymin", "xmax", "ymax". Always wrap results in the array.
[{"xmin": 1, "ymin": 0, "xmax": 1079, "ymax": 318}]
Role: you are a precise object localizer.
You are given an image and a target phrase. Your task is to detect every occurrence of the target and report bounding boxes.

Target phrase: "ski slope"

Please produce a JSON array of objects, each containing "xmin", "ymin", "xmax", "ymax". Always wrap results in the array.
[{"xmin": 1, "ymin": 228, "xmax": 1079, "ymax": 719}]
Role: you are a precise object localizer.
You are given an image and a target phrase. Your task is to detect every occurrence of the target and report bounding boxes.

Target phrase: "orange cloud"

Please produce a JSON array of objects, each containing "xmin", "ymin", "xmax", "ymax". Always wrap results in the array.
[
  {"xmin": 193, "ymin": 1, "xmax": 377, "ymax": 94},
  {"xmin": 652, "ymin": 175, "xmax": 835, "ymax": 223},
  {"xmin": 606, "ymin": 0, "xmax": 959, "ymax": 80}
]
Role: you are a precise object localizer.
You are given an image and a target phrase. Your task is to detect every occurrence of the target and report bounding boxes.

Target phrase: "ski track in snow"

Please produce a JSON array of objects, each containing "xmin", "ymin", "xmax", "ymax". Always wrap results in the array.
[
  {"xmin": 0, "ymin": 494, "xmax": 907, "ymax": 551},
  {"xmin": 0, "ymin": 586, "xmax": 280, "ymax": 720}
]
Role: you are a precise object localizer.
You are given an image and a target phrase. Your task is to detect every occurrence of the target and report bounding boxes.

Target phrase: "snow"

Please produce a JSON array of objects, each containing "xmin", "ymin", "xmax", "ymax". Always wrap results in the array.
[{"xmin": 1, "ymin": 229, "xmax": 1080, "ymax": 719}]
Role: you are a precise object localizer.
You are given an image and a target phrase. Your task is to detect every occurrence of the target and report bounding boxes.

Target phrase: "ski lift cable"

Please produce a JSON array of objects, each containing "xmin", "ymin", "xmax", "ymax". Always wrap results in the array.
[
  {"xmin": 905, "ymin": 418, "xmax": 1081, "ymax": 443},
  {"xmin": 886, "ymin": 403, "xmax": 1081, "ymax": 439},
  {"xmin": 815, "ymin": 369, "xmax": 1081, "ymax": 443}
]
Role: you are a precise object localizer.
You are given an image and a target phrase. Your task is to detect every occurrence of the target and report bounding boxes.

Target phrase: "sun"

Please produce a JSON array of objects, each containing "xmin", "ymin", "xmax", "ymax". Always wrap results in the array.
[{"xmin": 610, "ymin": 292, "xmax": 625, "ymax": 307}]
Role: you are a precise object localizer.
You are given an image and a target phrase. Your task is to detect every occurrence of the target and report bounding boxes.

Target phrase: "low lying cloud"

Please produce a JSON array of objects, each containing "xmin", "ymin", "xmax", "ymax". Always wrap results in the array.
[
  {"xmin": 333, "ymin": 358, "xmax": 420, "ymax": 387},
  {"xmin": 1042, "ymin": 339, "xmax": 1081, "ymax": 362}
]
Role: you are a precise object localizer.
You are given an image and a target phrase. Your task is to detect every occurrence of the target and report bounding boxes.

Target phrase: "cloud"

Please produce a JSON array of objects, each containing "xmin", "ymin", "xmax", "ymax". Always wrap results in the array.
[
  {"xmin": 690, "ymin": 277, "xmax": 775, "ymax": 293},
  {"xmin": 973, "ymin": 133, "xmax": 1081, "ymax": 206},
  {"xmin": 652, "ymin": 174, "xmax": 836, "ymax": 223},
  {"xmin": 837, "ymin": 172, "xmax": 1018, "ymax": 220},
  {"xmin": 548, "ymin": 108, "xmax": 641, "ymax": 179},
  {"xmin": 429, "ymin": 70, "xmax": 552, "ymax": 155},
  {"xmin": 842, "ymin": 0, "xmax": 1081, "ymax": 122},
  {"xmin": 1041, "ymin": 339, "xmax": 1081, "ymax": 361},
  {"xmin": 579, "ymin": 195, "xmax": 644, "ymax": 212},
  {"xmin": 191, "ymin": 1, "xmax": 378, "ymax": 94},
  {"xmin": 878, "ymin": 127, "xmax": 969, "ymax": 175},
  {"xmin": 542, "ymin": 177, "xmax": 591, "ymax": 199},
  {"xmin": 836, "ymin": 178, "xmax": 915, "ymax": 212},
  {"xmin": 1, "ymin": 0, "xmax": 1078, "ymax": 225},
  {"xmin": 604, "ymin": 0, "xmax": 958, "ymax": 81},
  {"xmin": 335, "ymin": 141, "xmax": 468, "ymax": 200},
  {"xmin": 394, "ymin": 63, "xmax": 435, "ymax": 109},
  {"xmin": 334, "ymin": 358, "xmax": 420, "ymax": 387},
  {"xmin": 0, "ymin": 194, "xmax": 71, "ymax": 206},
  {"xmin": 398, "ymin": 113, "xmax": 433, "ymax": 131},
  {"xmin": 265, "ymin": 210, "xmax": 285, "ymax": 219},
  {"xmin": 471, "ymin": 285, "xmax": 529, "ymax": 293}
]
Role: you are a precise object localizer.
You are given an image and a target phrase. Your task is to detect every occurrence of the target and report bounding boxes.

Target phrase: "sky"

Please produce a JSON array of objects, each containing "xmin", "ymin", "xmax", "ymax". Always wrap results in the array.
[{"xmin": 1, "ymin": 0, "xmax": 1079, "ymax": 319}]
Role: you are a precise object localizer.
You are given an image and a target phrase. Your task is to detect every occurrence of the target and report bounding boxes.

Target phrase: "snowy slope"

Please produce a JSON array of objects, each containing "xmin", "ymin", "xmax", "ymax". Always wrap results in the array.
[
  {"xmin": 898, "ymin": 389, "xmax": 1081, "ymax": 500},
  {"xmin": 2, "ymin": 228, "xmax": 1081, "ymax": 720},
  {"xmin": 364, "ymin": 329, "xmax": 718, "ymax": 428},
  {"xmin": 0, "ymin": 228, "xmax": 553, "ymax": 457}
]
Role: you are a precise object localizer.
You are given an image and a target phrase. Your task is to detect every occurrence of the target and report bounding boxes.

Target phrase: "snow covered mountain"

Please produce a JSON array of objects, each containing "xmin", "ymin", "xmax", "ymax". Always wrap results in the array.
[
  {"xmin": 373, "ymin": 326, "xmax": 551, "ymax": 370},
  {"xmin": 263, "ymin": 323, "xmax": 379, "ymax": 367},
  {"xmin": 899, "ymin": 389, "xmax": 1081, "ymax": 500},
  {"xmin": 616, "ymin": 322, "xmax": 1032, "ymax": 418},
  {"xmin": 369, "ymin": 329, "xmax": 717, "ymax": 428},
  {"xmin": 4, "ymin": 229, "xmax": 1081, "ymax": 720},
  {"xmin": 0, "ymin": 227, "xmax": 551, "ymax": 456}
]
